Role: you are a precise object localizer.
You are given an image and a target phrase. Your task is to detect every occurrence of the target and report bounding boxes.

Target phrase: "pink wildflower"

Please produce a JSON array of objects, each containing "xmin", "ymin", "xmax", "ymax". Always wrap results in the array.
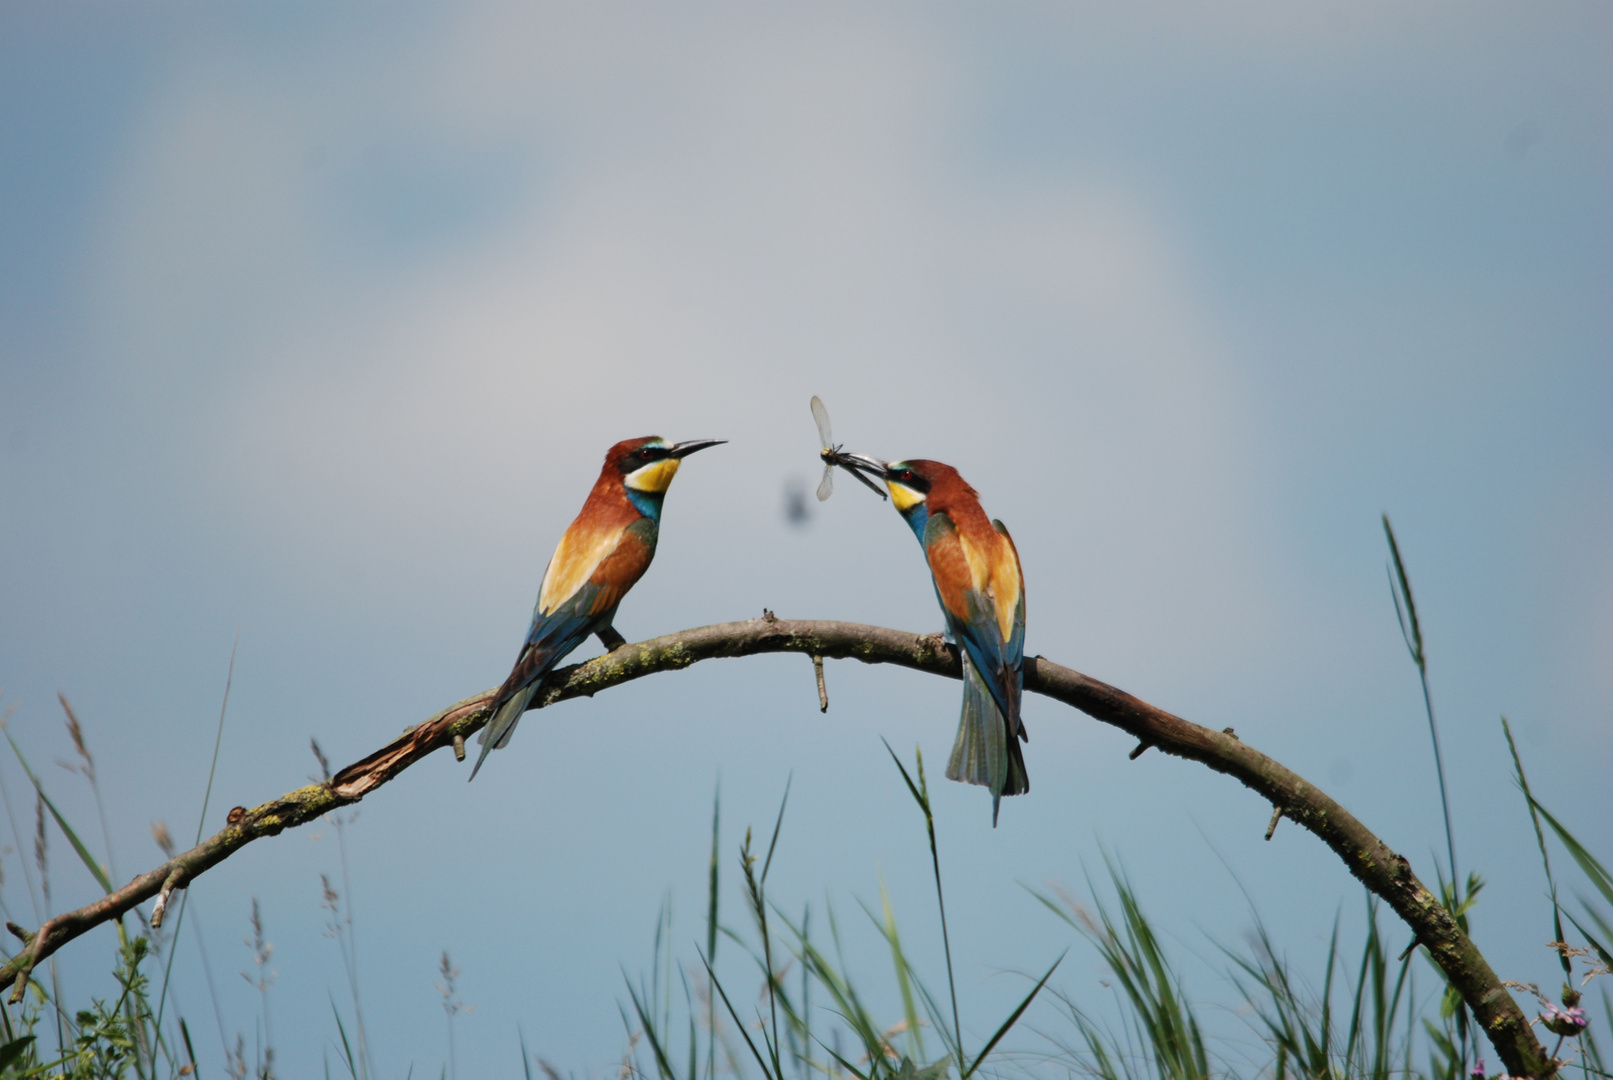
[{"xmin": 1541, "ymin": 1003, "xmax": 1588, "ymax": 1037}]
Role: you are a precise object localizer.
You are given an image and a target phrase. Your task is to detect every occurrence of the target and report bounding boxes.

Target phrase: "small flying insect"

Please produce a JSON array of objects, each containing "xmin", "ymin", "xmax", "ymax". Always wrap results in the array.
[{"xmin": 811, "ymin": 395, "xmax": 888, "ymax": 502}]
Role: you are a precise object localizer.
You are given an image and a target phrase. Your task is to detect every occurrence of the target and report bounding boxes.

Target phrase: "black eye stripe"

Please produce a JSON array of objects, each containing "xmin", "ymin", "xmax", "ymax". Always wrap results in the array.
[
  {"xmin": 891, "ymin": 467, "xmax": 928, "ymax": 493},
  {"xmin": 621, "ymin": 445, "xmax": 676, "ymax": 477}
]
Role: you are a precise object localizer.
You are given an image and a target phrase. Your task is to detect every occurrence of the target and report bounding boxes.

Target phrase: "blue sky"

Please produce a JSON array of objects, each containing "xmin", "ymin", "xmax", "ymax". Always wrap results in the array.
[{"xmin": 2, "ymin": 3, "xmax": 1610, "ymax": 1076}]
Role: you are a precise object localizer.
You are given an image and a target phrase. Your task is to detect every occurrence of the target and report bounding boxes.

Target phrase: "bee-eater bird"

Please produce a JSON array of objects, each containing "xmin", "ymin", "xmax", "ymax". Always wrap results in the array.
[
  {"xmin": 842, "ymin": 453, "xmax": 1028, "ymax": 824},
  {"xmin": 470, "ymin": 435, "xmax": 726, "ymax": 780}
]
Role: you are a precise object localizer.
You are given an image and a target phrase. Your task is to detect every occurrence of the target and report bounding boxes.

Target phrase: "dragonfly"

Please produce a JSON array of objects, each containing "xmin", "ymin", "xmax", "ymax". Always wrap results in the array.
[{"xmin": 811, "ymin": 395, "xmax": 887, "ymax": 502}]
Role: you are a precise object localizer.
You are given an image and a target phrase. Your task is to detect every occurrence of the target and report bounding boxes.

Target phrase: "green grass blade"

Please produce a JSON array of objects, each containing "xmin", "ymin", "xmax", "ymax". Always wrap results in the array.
[
  {"xmin": 762, "ymin": 775, "xmax": 791, "ymax": 886},
  {"xmin": 329, "ymin": 993, "xmax": 358, "ymax": 1079},
  {"xmin": 2, "ymin": 729, "xmax": 114, "ymax": 894},
  {"xmin": 625, "ymin": 969, "xmax": 679, "ymax": 1080},
  {"xmin": 1593, "ymin": 996, "xmax": 1613, "ymax": 1078},
  {"xmin": 820, "ymin": 1040, "xmax": 873, "ymax": 1080},
  {"xmin": 0, "ymin": 1035, "xmax": 36, "ymax": 1071},
  {"xmin": 155, "ymin": 637, "xmax": 238, "ymax": 1043},
  {"xmin": 686, "ymin": 984, "xmax": 698, "ymax": 1080},
  {"xmin": 1519, "ymin": 780, "xmax": 1613, "ymax": 975},
  {"xmin": 961, "ymin": 953, "xmax": 1063, "ymax": 1080},
  {"xmin": 882, "ymin": 739, "xmax": 962, "ymax": 1066},
  {"xmin": 776, "ymin": 906, "xmax": 890, "ymax": 1070},
  {"xmin": 195, "ymin": 633, "xmax": 239, "ymax": 848},
  {"xmin": 901, "ymin": 968, "xmax": 962, "ymax": 1067},
  {"xmin": 881, "ymin": 739, "xmax": 926, "ymax": 812},
  {"xmin": 1503, "ymin": 716, "xmax": 1571, "ymax": 975},
  {"xmin": 1384, "ymin": 516, "xmax": 1459, "ymax": 892},
  {"xmin": 701, "ymin": 952, "xmax": 779, "ymax": 1080},
  {"xmin": 1563, "ymin": 910, "xmax": 1613, "ymax": 973},
  {"xmin": 1529, "ymin": 799, "xmax": 1613, "ymax": 909},
  {"xmin": 705, "ymin": 784, "xmax": 720, "ymax": 1080},
  {"xmin": 1382, "ymin": 515, "xmax": 1424, "ymax": 666},
  {"xmin": 707, "ymin": 782, "xmax": 720, "ymax": 965},
  {"xmin": 181, "ymin": 1017, "xmax": 200, "ymax": 1080},
  {"xmin": 876, "ymin": 879, "xmax": 922, "ymax": 1061},
  {"xmin": 520, "ymin": 1025, "xmax": 534, "ymax": 1080}
]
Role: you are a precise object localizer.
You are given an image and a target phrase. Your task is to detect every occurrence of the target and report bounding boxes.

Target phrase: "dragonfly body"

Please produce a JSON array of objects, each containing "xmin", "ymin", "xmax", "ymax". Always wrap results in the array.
[
  {"xmin": 810, "ymin": 396, "xmax": 886, "ymax": 501},
  {"xmin": 470, "ymin": 435, "xmax": 724, "ymax": 779}
]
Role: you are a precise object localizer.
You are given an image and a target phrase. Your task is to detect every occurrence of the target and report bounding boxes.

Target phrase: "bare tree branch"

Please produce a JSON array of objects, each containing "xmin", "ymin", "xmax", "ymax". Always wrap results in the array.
[{"xmin": 0, "ymin": 615, "xmax": 1554, "ymax": 1077}]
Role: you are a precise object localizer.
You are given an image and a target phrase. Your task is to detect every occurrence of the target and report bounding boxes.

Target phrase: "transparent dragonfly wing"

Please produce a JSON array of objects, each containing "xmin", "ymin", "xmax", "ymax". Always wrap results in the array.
[
  {"xmin": 816, "ymin": 464, "xmax": 834, "ymax": 501},
  {"xmin": 812, "ymin": 395, "xmax": 835, "ymax": 499},
  {"xmin": 810, "ymin": 395, "xmax": 833, "ymax": 449}
]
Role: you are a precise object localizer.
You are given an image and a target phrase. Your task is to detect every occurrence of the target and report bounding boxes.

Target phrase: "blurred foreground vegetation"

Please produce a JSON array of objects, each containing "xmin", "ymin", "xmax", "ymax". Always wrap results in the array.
[{"xmin": 2, "ymin": 711, "xmax": 1606, "ymax": 1080}]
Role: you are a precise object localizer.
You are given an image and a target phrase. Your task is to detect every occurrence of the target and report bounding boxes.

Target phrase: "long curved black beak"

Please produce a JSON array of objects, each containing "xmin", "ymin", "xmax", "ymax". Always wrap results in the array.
[
  {"xmin": 670, "ymin": 438, "xmax": 727, "ymax": 458},
  {"xmin": 839, "ymin": 452, "xmax": 889, "ymax": 476},
  {"xmin": 835, "ymin": 452, "xmax": 890, "ymax": 498}
]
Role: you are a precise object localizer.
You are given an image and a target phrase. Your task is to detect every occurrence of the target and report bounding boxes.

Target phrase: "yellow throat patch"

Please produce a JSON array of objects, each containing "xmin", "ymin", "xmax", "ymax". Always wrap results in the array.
[
  {"xmin": 887, "ymin": 479, "xmax": 925, "ymax": 512},
  {"xmin": 625, "ymin": 456, "xmax": 682, "ymax": 493}
]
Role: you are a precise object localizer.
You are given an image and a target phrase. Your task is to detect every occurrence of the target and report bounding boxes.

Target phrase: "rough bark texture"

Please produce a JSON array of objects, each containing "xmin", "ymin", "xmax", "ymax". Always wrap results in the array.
[{"xmin": 0, "ymin": 616, "xmax": 1553, "ymax": 1077}]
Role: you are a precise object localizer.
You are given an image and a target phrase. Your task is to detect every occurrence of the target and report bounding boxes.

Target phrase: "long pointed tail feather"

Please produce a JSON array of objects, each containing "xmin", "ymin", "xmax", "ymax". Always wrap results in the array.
[
  {"xmin": 945, "ymin": 652, "xmax": 1029, "ymax": 825},
  {"xmin": 468, "ymin": 680, "xmax": 540, "ymax": 781}
]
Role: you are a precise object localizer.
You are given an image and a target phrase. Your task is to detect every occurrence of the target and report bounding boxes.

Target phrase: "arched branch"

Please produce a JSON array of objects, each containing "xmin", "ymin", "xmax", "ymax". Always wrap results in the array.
[{"xmin": 0, "ymin": 616, "xmax": 1553, "ymax": 1077}]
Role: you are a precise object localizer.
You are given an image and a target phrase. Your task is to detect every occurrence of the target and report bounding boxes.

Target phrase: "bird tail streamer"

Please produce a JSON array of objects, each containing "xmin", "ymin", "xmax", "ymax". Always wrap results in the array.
[
  {"xmin": 946, "ymin": 650, "xmax": 1029, "ymax": 825},
  {"xmin": 470, "ymin": 681, "xmax": 540, "ymax": 779}
]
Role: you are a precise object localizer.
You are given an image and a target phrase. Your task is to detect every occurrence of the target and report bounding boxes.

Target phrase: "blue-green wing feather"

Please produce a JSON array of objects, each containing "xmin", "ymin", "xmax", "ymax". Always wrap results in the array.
[
  {"xmin": 469, "ymin": 580, "xmax": 611, "ymax": 779},
  {"xmin": 926, "ymin": 513, "xmax": 1028, "ymax": 823},
  {"xmin": 922, "ymin": 514, "xmax": 1024, "ymax": 720}
]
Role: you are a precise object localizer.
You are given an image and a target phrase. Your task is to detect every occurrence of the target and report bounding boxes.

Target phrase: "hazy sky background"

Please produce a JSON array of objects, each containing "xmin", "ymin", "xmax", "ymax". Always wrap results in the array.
[{"xmin": 2, "ymin": 3, "xmax": 1610, "ymax": 1076}]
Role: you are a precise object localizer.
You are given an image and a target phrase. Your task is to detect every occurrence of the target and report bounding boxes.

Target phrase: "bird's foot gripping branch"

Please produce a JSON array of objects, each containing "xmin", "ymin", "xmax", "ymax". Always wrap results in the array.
[{"xmin": 0, "ymin": 616, "xmax": 1558, "ymax": 1078}]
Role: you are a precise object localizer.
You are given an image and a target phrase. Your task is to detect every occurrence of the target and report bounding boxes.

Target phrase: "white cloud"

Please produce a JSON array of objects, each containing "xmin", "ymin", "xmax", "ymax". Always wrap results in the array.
[{"xmin": 70, "ymin": 4, "xmax": 1292, "ymax": 686}]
